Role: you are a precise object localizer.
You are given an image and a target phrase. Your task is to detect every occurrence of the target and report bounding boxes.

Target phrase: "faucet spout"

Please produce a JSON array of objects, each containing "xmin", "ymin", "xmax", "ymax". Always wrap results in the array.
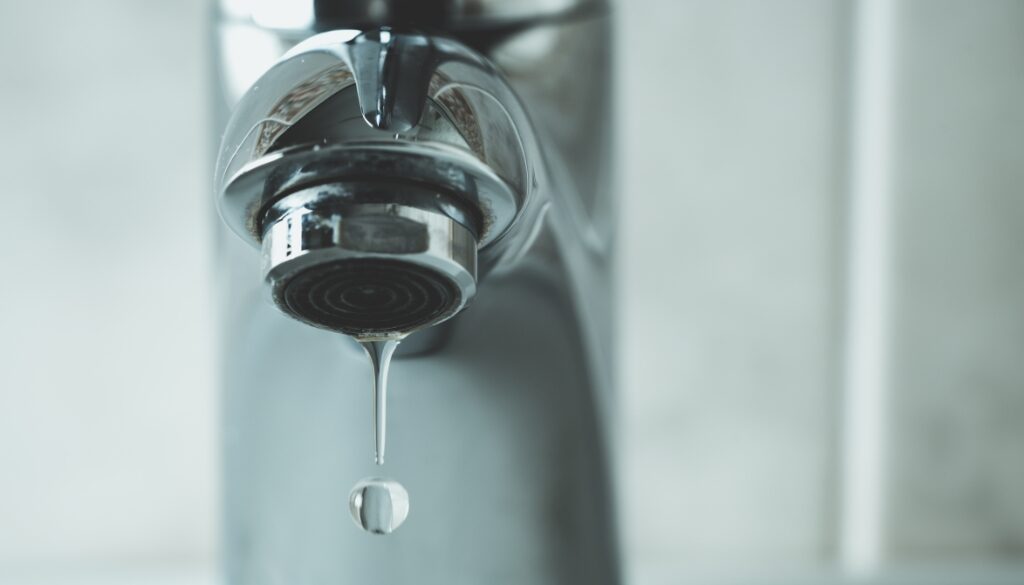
[
  {"xmin": 214, "ymin": 3, "xmax": 620, "ymax": 581},
  {"xmin": 216, "ymin": 29, "xmax": 533, "ymax": 339},
  {"xmin": 348, "ymin": 29, "xmax": 437, "ymax": 132}
]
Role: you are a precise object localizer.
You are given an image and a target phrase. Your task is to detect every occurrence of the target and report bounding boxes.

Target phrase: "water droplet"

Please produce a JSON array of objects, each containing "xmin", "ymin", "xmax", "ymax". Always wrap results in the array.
[
  {"xmin": 359, "ymin": 339, "xmax": 400, "ymax": 465},
  {"xmin": 349, "ymin": 478, "xmax": 409, "ymax": 535}
]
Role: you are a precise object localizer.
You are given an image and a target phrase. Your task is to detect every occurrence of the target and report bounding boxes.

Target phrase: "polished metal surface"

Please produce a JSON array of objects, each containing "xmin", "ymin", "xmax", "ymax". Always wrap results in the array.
[
  {"xmin": 216, "ymin": 27, "xmax": 542, "ymax": 333},
  {"xmin": 215, "ymin": 28, "xmax": 529, "ymax": 240},
  {"xmin": 262, "ymin": 189, "xmax": 477, "ymax": 339},
  {"xmin": 215, "ymin": 2, "xmax": 618, "ymax": 583},
  {"xmin": 219, "ymin": 0, "xmax": 608, "ymax": 32}
]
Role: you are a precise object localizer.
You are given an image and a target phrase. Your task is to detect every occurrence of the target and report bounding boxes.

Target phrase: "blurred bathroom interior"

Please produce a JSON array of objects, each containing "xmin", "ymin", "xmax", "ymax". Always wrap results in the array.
[{"xmin": 0, "ymin": 0, "xmax": 1022, "ymax": 583}]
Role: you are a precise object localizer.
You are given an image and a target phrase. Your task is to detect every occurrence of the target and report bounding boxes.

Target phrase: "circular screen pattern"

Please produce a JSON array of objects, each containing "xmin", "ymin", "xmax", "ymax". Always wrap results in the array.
[{"xmin": 277, "ymin": 258, "xmax": 462, "ymax": 336}]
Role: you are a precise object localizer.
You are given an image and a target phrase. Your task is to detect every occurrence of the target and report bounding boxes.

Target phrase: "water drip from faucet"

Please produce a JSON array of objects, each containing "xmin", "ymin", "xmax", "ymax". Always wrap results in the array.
[{"xmin": 359, "ymin": 338, "xmax": 401, "ymax": 466}]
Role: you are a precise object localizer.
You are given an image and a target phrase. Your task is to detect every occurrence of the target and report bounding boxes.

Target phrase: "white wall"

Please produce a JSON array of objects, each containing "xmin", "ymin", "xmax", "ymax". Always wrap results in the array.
[
  {"xmin": 619, "ymin": 0, "xmax": 846, "ymax": 569},
  {"xmin": 619, "ymin": 0, "xmax": 1024, "ymax": 579},
  {"xmin": 0, "ymin": 0, "xmax": 216, "ymax": 572}
]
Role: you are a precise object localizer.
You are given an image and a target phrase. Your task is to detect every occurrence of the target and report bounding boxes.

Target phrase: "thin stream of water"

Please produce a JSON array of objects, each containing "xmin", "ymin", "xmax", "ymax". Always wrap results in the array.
[
  {"xmin": 359, "ymin": 339, "xmax": 400, "ymax": 466},
  {"xmin": 352, "ymin": 339, "xmax": 409, "ymax": 535}
]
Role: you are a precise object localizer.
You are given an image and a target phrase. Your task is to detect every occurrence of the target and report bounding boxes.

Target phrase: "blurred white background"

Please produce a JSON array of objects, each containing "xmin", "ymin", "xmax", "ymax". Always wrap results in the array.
[
  {"xmin": 1, "ymin": 0, "xmax": 1023, "ymax": 584},
  {"xmin": 0, "ymin": 0, "xmax": 216, "ymax": 580}
]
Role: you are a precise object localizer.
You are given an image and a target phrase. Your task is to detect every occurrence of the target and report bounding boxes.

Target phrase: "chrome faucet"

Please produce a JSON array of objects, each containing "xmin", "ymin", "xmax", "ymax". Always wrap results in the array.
[{"xmin": 214, "ymin": 1, "xmax": 618, "ymax": 582}]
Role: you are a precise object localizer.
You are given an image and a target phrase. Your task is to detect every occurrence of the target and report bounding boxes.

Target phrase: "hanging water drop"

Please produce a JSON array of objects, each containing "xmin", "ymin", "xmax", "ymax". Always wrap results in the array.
[
  {"xmin": 359, "ymin": 339, "xmax": 400, "ymax": 465},
  {"xmin": 352, "ymin": 339, "xmax": 409, "ymax": 535},
  {"xmin": 349, "ymin": 478, "xmax": 410, "ymax": 534}
]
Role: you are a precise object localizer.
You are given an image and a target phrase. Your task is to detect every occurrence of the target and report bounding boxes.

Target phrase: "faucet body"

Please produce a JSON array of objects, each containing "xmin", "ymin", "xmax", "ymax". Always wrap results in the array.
[{"xmin": 214, "ymin": 2, "xmax": 618, "ymax": 582}]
